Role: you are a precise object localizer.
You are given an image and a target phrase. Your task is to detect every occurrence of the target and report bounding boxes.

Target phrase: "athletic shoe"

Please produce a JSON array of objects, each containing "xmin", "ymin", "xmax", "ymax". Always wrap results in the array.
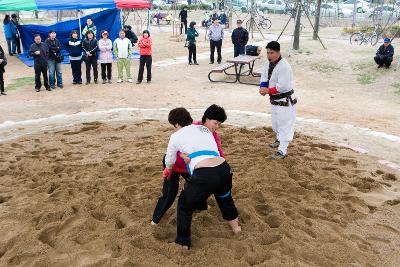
[
  {"xmin": 189, "ymin": 62, "xmax": 193, "ymax": 65},
  {"xmin": 72, "ymin": 81, "xmax": 77, "ymax": 85},
  {"xmin": 0, "ymin": 92, "xmax": 6, "ymax": 95},
  {"xmin": 271, "ymin": 151, "xmax": 286, "ymax": 160},
  {"xmin": 269, "ymin": 140, "xmax": 280, "ymax": 148},
  {"xmin": 136, "ymin": 81, "xmax": 142, "ymax": 84},
  {"xmin": 35, "ymin": 88, "xmax": 40, "ymax": 92},
  {"xmin": 117, "ymin": 79, "xmax": 122, "ymax": 83},
  {"xmin": 58, "ymin": 85, "xmax": 63, "ymax": 89},
  {"xmin": 78, "ymin": 81, "xmax": 82, "ymax": 85},
  {"xmin": 102, "ymin": 80, "xmax": 106, "ymax": 84},
  {"xmin": 86, "ymin": 81, "xmax": 90, "ymax": 85},
  {"xmin": 50, "ymin": 86, "xmax": 56, "ymax": 90},
  {"xmin": 108, "ymin": 80, "xmax": 112, "ymax": 84},
  {"xmin": 94, "ymin": 80, "xmax": 98, "ymax": 84},
  {"xmin": 46, "ymin": 87, "xmax": 51, "ymax": 91},
  {"xmin": 147, "ymin": 80, "xmax": 151, "ymax": 83},
  {"xmin": 128, "ymin": 79, "xmax": 133, "ymax": 83},
  {"xmin": 194, "ymin": 62, "xmax": 199, "ymax": 65}
]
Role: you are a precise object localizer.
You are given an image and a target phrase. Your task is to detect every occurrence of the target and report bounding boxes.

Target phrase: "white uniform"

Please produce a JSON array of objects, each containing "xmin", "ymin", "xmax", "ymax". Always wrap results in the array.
[
  {"xmin": 165, "ymin": 125, "xmax": 220, "ymax": 174},
  {"xmin": 260, "ymin": 57, "xmax": 296, "ymax": 155}
]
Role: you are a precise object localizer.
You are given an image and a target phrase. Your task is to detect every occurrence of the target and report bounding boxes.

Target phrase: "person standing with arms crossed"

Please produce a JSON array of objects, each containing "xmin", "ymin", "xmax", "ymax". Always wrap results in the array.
[
  {"xmin": 259, "ymin": 41, "xmax": 297, "ymax": 160},
  {"xmin": 179, "ymin": 7, "xmax": 188, "ymax": 35},
  {"xmin": 208, "ymin": 18, "xmax": 224, "ymax": 64},
  {"xmin": 231, "ymin": 20, "xmax": 248, "ymax": 57},
  {"xmin": 137, "ymin": 30, "xmax": 152, "ymax": 84}
]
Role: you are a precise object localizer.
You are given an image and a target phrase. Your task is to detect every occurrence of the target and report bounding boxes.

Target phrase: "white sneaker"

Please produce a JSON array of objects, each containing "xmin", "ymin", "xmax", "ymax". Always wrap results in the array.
[
  {"xmin": 128, "ymin": 79, "xmax": 133, "ymax": 83},
  {"xmin": 117, "ymin": 79, "xmax": 122, "ymax": 83}
]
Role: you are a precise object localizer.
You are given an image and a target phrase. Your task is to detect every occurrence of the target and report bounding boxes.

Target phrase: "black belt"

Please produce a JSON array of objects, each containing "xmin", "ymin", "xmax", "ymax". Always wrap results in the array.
[{"xmin": 269, "ymin": 90, "xmax": 297, "ymax": 107}]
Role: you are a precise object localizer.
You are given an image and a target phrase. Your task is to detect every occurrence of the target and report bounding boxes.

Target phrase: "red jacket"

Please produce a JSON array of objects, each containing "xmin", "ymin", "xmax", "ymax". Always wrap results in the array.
[
  {"xmin": 138, "ymin": 36, "xmax": 152, "ymax": 56},
  {"xmin": 172, "ymin": 121, "xmax": 224, "ymax": 173}
]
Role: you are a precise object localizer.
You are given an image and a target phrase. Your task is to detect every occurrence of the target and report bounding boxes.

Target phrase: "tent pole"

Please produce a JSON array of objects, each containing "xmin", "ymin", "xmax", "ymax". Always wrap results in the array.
[
  {"xmin": 78, "ymin": 10, "xmax": 82, "ymax": 39},
  {"xmin": 147, "ymin": 8, "xmax": 150, "ymax": 30}
]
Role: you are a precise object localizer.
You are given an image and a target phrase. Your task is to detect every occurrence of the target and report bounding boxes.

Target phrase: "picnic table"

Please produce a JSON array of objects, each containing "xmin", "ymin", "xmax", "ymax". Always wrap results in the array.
[{"xmin": 208, "ymin": 55, "xmax": 262, "ymax": 85}]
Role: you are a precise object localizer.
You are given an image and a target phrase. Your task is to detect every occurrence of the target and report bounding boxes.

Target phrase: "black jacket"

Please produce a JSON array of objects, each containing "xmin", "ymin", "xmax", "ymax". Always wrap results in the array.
[
  {"xmin": 45, "ymin": 38, "xmax": 61, "ymax": 60},
  {"xmin": 376, "ymin": 44, "xmax": 394, "ymax": 58},
  {"xmin": 29, "ymin": 42, "xmax": 49, "ymax": 66},
  {"xmin": 0, "ymin": 46, "xmax": 7, "ymax": 73},
  {"xmin": 179, "ymin": 10, "xmax": 188, "ymax": 21},
  {"xmin": 82, "ymin": 38, "xmax": 98, "ymax": 58},
  {"xmin": 125, "ymin": 30, "xmax": 138, "ymax": 46},
  {"xmin": 231, "ymin": 27, "xmax": 249, "ymax": 46}
]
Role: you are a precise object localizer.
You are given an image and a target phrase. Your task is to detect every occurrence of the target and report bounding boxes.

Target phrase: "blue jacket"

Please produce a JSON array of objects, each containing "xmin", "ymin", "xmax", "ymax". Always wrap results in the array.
[
  {"xmin": 66, "ymin": 38, "xmax": 83, "ymax": 58},
  {"xmin": 376, "ymin": 44, "xmax": 394, "ymax": 58},
  {"xmin": 3, "ymin": 21, "xmax": 17, "ymax": 39}
]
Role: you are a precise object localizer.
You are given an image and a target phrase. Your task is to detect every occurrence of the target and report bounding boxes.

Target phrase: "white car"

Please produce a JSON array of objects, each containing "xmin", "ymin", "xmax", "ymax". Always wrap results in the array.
[
  {"xmin": 366, "ymin": 5, "xmax": 400, "ymax": 20},
  {"xmin": 339, "ymin": 0, "xmax": 370, "ymax": 13},
  {"xmin": 311, "ymin": 3, "xmax": 353, "ymax": 18},
  {"xmin": 258, "ymin": 0, "xmax": 287, "ymax": 13}
]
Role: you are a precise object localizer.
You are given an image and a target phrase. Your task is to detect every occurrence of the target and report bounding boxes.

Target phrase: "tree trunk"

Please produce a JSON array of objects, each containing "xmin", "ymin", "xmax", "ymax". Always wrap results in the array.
[
  {"xmin": 313, "ymin": 0, "xmax": 322, "ymax": 40},
  {"xmin": 293, "ymin": 3, "xmax": 302, "ymax": 50}
]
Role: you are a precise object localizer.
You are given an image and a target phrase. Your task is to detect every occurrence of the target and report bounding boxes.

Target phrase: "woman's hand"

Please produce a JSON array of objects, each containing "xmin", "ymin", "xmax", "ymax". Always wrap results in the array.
[{"xmin": 180, "ymin": 153, "xmax": 191, "ymax": 164}]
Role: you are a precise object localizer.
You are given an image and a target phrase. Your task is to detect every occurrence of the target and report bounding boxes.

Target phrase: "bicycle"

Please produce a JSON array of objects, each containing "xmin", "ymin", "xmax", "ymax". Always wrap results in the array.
[
  {"xmin": 349, "ymin": 24, "xmax": 382, "ymax": 46},
  {"xmin": 245, "ymin": 12, "xmax": 272, "ymax": 30}
]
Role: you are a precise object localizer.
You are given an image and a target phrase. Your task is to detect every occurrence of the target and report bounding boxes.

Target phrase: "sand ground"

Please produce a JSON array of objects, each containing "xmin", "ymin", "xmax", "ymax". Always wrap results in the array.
[{"xmin": 0, "ymin": 12, "xmax": 400, "ymax": 266}]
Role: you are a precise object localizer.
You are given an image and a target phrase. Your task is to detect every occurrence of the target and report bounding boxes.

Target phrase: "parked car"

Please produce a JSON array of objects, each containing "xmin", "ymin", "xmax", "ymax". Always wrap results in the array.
[
  {"xmin": 258, "ymin": 0, "xmax": 288, "ymax": 13},
  {"xmin": 339, "ymin": 0, "xmax": 371, "ymax": 13},
  {"xmin": 311, "ymin": 3, "xmax": 353, "ymax": 18},
  {"xmin": 366, "ymin": 5, "xmax": 400, "ymax": 20}
]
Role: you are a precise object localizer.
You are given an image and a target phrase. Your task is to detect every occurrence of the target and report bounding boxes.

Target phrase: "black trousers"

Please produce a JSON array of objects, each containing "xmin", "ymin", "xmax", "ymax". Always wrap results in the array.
[
  {"xmin": 138, "ymin": 55, "xmax": 152, "ymax": 82},
  {"xmin": 70, "ymin": 59, "xmax": 82, "ymax": 83},
  {"xmin": 181, "ymin": 20, "xmax": 187, "ymax": 34},
  {"xmin": 16, "ymin": 36, "xmax": 21, "ymax": 54},
  {"xmin": 210, "ymin": 40, "xmax": 222, "ymax": 63},
  {"xmin": 234, "ymin": 45, "xmax": 245, "ymax": 57},
  {"xmin": 34, "ymin": 64, "xmax": 49, "ymax": 89},
  {"xmin": 374, "ymin": 55, "xmax": 393, "ymax": 67},
  {"xmin": 101, "ymin": 63, "xmax": 112, "ymax": 80},
  {"xmin": 188, "ymin": 43, "xmax": 197, "ymax": 63},
  {"xmin": 0, "ymin": 71, "xmax": 4, "ymax": 93},
  {"xmin": 152, "ymin": 156, "xmax": 207, "ymax": 224},
  {"xmin": 175, "ymin": 161, "xmax": 239, "ymax": 247},
  {"xmin": 85, "ymin": 56, "xmax": 98, "ymax": 82}
]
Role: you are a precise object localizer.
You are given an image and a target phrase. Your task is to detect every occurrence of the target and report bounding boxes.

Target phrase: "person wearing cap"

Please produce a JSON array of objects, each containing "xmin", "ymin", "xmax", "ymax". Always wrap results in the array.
[
  {"xmin": 231, "ymin": 20, "xmax": 249, "ymax": 57},
  {"xmin": 208, "ymin": 18, "xmax": 224, "ymax": 64},
  {"xmin": 374, "ymin": 38, "xmax": 394, "ymax": 69},
  {"xmin": 99, "ymin": 31, "xmax": 113, "ymax": 84},
  {"xmin": 259, "ymin": 41, "xmax": 297, "ymax": 160},
  {"xmin": 113, "ymin": 29, "xmax": 133, "ymax": 83},
  {"xmin": 45, "ymin": 30, "xmax": 63, "ymax": 89}
]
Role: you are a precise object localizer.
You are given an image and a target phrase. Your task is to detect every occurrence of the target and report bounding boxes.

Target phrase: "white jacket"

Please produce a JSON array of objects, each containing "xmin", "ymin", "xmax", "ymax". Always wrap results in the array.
[
  {"xmin": 260, "ymin": 57, "xmax": 293, "ymax": 95},
  {"xmin": 113, "ymin": 38, "xmax": 131, "ymax": 59}
]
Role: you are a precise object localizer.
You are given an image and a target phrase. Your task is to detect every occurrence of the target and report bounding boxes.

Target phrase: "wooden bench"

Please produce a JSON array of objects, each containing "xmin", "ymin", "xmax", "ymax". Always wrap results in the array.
[{"xmin": 208, "ymin": 63, "xmax": 237, "ymax": 83}]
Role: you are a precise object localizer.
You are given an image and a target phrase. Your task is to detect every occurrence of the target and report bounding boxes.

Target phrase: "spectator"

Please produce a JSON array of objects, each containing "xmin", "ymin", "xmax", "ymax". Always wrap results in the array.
[
  {"xmin": 11, "ymin": 14, "xmax": 21, "ymax": 54},
  {"xmin": 231, "ymin": 20, "xmax": 248, "ymax": 57},
  {"xmin": 3, "ymin": 15, "xmax": 17, "ymax": 56},
  {"xmin": 0, "ymin": 45, "xmax": 7, "ymax": 96},
  {"xmin": 219, "ymin": 12, "xmax": 227, "ymax": 25},
  {"xmin": 123, "ymin": 25, "xmax": 138, "ymax": 47},
  {"xmin": 29, "ymin": 34, "xmax": 50, "ymax": 92},
  {"xmin": 45, "ymin": 30, "xmax": 63, "ymax": 89},
  {"xmin": 211, "ymin": 10, "xmax": 219, "ymax": 21},
  {"xmin": 208, "ymin": 19, "xmax": 224, "ymax": 64},
  {"xmin": 137, "ymin": 30, "xmax": 153, "ymax": 84},
  {"xmin": 82, "ymin": 18, "xmax": 97, "ymax": 37},
  {"xmin": 187, "ymin": 21, "xmax": 199, "ymax": 65},
  {"xmin": 66, "ymin": 30, "xmax": 83, "ymax": 85},
  {"xmin": 99, "ymin": 31, "xmax": 113, "ymax": 84},
  {"xmin": 374, "ymin": 37, "xmax": 394, "ymax": 69},
  {"xmin": 82, "ymin": 30, "xmax": 98, "ymax": 85},
  {"xmin": 113, "ymin": 29, "xmax": 133, "ymax": 83},
  {"xmin": 179, "ymin": 7, "xmax": 188, "ymax": 34},
  {"xmin": 202, "ymin": 11, "xmax": 211, "ymax": 27}
]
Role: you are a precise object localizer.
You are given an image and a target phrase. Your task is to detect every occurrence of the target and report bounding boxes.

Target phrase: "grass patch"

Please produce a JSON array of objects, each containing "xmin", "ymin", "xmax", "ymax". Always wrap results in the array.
[
  {"xmin": 357, "ymin": 73, "xmax": 376, "ymax": 85},
  {"xmin": 351, "ymin": 59, "xmax": 375, "ymax": 71},
  {"xmin": 6, "ymin": 77, "xmax": 35, "ymax": 91},
  {"xmin": 392, "ymin": 82, "xmax": 400, "ymax": 95},
  {"xmin": 309, "ymin": 60, "xmax": 342, "ymax": 73}
]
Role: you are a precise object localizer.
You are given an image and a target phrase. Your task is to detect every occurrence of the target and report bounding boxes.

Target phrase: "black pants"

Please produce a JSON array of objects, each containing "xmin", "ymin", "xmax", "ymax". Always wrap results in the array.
[
  {"xmin": 152, "ymin": 156, "xmax": 207, "ymax": 224},
  {"xmin": 181, "ymin": 20, "xmax": 187, "ymax": 34},
  {"xmin": 138, "ymin": 55, "xmax": 152, "ymax": 82},
  {"xmin": 34, "ymin": 64, "xmax": 49, "ymax": 89},
  {"xmin": 210, "ymin": 40, "xmax": 222, "ymax": 63},
  {"xmin": 175, "ymin": 161, "xmax": 239, "ymax": 247},
  {"xmin": 70, "ymin": 59, "xmax": 82, "ymax": 83},
  {"xmin": 188, "ymin": 43, "xmax": 197, "ymax": 63},
  {"xmin": 101, "ymin": 63, "xmax": 112, "ymax": 80},
  {"xmin": 374, "ymin": 55, "xmax": 393, "ymax": 67},
  {"xmin": 85, "ymin": 56, "xmax": 98, "ymax": 82},
  {"xmin": 16, "ymin": 36, "xmax": 21, "ymax": 54},
  {"xmin": 0, "ymin": 71, "xmax": 4, "ymax": 93},
  {"xmin": 234, "ymin": 45, "xmax": 245, "ymax": 57}
]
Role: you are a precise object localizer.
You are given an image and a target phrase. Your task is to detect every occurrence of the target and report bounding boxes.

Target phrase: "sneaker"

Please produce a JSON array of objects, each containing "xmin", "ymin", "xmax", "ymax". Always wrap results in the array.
[
  {"xmin": 136, "ymin": 81, "xmax": 142, "ymax": 84},
  {"xmin": 117, "ymin": 79, "xmax": 123, "ymax": 83},
  {"xmin": 46, "ymin": 87, "xmax": 51, "ymax": 91},
  {"xmin": 217, "ymin": 61, "xmax": 221, "ymax": 64},
  {"xmin": 108, "ymin": 80, "xmax": 112, "ymax": 84},
  {"xmin": 1, "ymin": 92, "xmax": 6, "ymax": 95},
  {"xmin": 271, "ymin": 151, "xmax": 286, "ymax": 160},
  {"xmin": 209, "ymin": 61, "xmax": 214, "ymax": 64},
  {"xmin": 72, "ymin": 81, "xmax": 77, "ymax": 85},
  {"xmin": 147, "ymin": 80, "xmax": 151, "ymax": 83},
  {"xmin": 194, "ymin": 62, "xmax": 199, "ymax": 65},
  {"xmin": 35, "ymin": 88, "xmax": 40, "ymax": 92},
  {"xmin": 189, "ymin": 62, "xmax": 193, "ymax": 65},
  {"xmin": 78, "ymin": 81, "xmax": 83, "ymax": 85},
  {"xmin": 377, "ymin": 65, "xmax": 383, "ymax": 68},
  {"xmin": 58, "ymin": 85, "xmax": 63, "ymax": 89},
  {"xmin": 128, "ymin": 79, "xmax": 133, "ymax": 83},
  {"xmin": 50, "ymin": 86, "xmax": 56, "ymax": 90},
  {"xmin": 94, "ymin": 80, "xmax": 98, "ymax": 84},
  {"xmin": 86, "ymin": 81, "xmax": 90, "ymax": 85},
  {"xmin": 269, "ymin": 140, "xmax": 280, "ymax": 148},
  {"xmin": 102, "ymin": 80, "xmax": 106, "ymax": 84}
]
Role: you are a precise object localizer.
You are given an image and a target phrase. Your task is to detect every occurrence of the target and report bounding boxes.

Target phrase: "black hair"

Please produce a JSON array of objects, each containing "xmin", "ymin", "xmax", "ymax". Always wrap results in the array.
[
  {"xmin": 34, "ymin": 34, "xmax": 41, "ymax": 38},
  {"xmin": 189, "ymin": 21, "xmax": 196, "ymax": 28},
  {"xmin": 85, "ymin": 30, "xmax": 95, "ymax": 38},
  {"xmin": 124, "ymin": 25, "xmax": 132, "ymax": 30},
  {"xmin": 3, "ymin": 15, "xmax": 10, "ymax": 24},
  {"xmin": 70, "ymin": 30, "xmax": 79, "ymax": 38},
  {"xmin": 266, "ymin": 41, "xmax": 280, "ymax": 52},
  {"xmin": 87, "ymin": 17, "xmax": 93, "ymax": 21},
  {"xmin": 202, "ymin": 104, "xmax": 227, "ymax": 123},
  {"xmin": 142, "ymin": 30, "xmax": 150, "ymax": 37},
  {"xmin": 168, "ymin": 108, "xmax": 193, "ymax": 127},
  {"xmin": 48, "ymin": 29, "xmax": 56, "ymax": 35},
  {"xmin": 11, "ymin": 14, "xmax": 17, "ymax": 19}
]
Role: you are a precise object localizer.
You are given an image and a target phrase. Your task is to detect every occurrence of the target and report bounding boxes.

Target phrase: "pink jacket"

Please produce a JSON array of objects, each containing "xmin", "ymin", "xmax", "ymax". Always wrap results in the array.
[
  {"xmin": 98, "ymin": 38, "xmax": 113, "ymax": 63},
  {"xmin": 137, "ymin": 37, "xmax": 152, "ymax": 56},
  {"xmin": 172, "ymin": 121, "xmax": 224, "ymax": 173}
]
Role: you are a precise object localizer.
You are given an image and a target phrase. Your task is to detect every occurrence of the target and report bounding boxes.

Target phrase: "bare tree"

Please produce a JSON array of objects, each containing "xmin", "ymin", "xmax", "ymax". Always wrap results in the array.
[
  {"xmin": 313, "ymin": 0, "xmax": 322, "ymax": 40},
  {"xmin": 293, "ymin": 2, "xmax": 302, "ymax": 50}
]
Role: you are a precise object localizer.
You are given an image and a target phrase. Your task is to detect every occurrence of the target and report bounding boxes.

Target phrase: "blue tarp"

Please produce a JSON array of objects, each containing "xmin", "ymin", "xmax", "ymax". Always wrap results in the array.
[{"xmin": 17, "ymin": 8, "xmax": 139, "ymax": 67}]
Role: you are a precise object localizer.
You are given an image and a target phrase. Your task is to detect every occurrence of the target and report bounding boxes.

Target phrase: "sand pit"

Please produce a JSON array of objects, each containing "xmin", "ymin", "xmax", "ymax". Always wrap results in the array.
[{"xmin": 1, "ymin": 120, "xmax": 400, "ymax": 266}]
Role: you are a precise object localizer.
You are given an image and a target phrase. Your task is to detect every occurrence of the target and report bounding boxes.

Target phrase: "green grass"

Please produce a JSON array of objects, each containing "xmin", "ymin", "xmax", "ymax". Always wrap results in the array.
[
  {"xmin": 6, "ymin": 77, "xmax": 35, "ymax": 91},
  {"xmin": 309, "ymin": 60, "xmax": 342, "ymax": 73},
  {"xmin": 357, "ymin": 73, "xmax": 376, "ymax": 85}
]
